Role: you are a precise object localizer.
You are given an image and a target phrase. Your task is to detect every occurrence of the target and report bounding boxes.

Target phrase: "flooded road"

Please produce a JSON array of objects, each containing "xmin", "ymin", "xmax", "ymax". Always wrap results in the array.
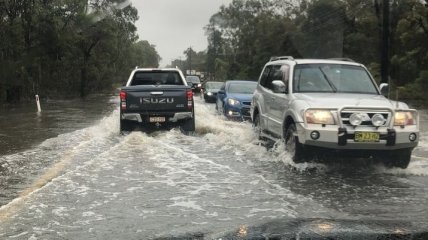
[{"xmin": 0, "ymin": 96, "xmax": 427, "ymax": 239}]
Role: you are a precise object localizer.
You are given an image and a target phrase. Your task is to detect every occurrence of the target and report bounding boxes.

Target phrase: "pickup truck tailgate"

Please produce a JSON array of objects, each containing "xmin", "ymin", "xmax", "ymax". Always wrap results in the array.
[{"xmin": 122, "ymin": 85, "xmax": 190, "ymax": 112}]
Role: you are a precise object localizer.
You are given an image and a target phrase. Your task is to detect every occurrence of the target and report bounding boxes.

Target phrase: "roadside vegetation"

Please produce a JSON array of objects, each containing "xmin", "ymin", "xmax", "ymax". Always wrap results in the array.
[
  {"xmin": 0, "ymin": 0, "xmax": 160, "ymax": 103},
  {"xmin": 174, "ymin": 0, "xmax": 428, "ymax": 104},
  {"xmin": 2, "ymin": 0, "xmax": 427, "ymax": 105}
]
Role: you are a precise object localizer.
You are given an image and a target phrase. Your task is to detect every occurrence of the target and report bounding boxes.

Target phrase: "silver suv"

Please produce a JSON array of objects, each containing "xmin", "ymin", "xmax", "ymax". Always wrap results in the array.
[{"xmin": 251, "ymin": 56, "xmax": 419, "ymax": 168}]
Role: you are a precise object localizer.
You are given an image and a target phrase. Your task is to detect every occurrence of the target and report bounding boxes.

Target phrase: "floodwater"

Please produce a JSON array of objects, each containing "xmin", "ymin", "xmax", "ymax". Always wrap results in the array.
[{"xmin": 0, "ymin": 96, "xmax": 427, "ymax": 239}]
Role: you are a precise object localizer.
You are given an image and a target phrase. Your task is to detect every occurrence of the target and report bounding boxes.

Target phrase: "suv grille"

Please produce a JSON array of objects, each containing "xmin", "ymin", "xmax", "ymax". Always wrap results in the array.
[{"xmin": 340, "ymin": 109, "xmax": 391, "ymax": 127}]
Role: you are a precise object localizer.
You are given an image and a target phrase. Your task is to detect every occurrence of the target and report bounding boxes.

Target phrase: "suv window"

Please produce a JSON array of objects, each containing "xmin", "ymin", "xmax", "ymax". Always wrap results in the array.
[
  {"xmin": 280, "ymin": 65, "xmax": 290, "ymax": 82},
  {"xmin": 259, "ymin": 66, "xmax": 272, "ymax": 88},
  {"xmin": 262, "ymin": 65, "xmax": 288, "ymax": 91}
]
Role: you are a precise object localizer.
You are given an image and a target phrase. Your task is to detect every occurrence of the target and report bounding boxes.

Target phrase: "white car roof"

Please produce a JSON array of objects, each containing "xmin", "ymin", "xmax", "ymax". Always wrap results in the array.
[{"xmin": 268, "ymin": 59, "xmax": 363, "ymax": 67}]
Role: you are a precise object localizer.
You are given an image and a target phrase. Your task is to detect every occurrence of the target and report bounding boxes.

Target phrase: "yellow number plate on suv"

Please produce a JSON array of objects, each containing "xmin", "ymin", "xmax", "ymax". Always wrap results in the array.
[{"xmin": 354, "ymin": 132, "xmax": 380, "ymax": 142}]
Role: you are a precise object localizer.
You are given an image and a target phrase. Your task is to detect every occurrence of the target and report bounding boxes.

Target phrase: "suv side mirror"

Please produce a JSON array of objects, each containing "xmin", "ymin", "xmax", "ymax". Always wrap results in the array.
[
  {"xmin": 218, "ymin": 90, "xmax": 225, "ymax": 95},
  {"xmin": 272, "ymin": 80, "xmax": 287, "ymax": 94},
  {"xmin": 379, "ymin": 83, "xmax": 389, "ymax": 97}
]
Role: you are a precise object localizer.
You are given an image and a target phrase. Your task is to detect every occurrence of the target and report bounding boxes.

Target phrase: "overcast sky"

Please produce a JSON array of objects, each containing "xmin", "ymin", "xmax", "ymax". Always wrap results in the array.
[{"xmin": 131, "ymin": 0, "xmax": 232, "ymax": 67}]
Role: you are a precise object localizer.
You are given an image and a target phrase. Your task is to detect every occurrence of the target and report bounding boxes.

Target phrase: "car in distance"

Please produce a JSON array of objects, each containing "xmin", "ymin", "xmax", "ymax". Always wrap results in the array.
[
  {"xmin": 216, "ymin": 80, "xmax": 257, "ymax": 121},
  {"xmin": 185, "ymin": 75, "xmax": 202, "ymax": 92},
  {"xmin": 201, "ymin": 81, "xmax": 223, "ymax": 102},
  {"xmin": 120, "ymin": 68, "xmax": 195, "ymax": 134},
  {"xmin": 251, "ymin": 56, "xmax": 419, "ymax": 168}
]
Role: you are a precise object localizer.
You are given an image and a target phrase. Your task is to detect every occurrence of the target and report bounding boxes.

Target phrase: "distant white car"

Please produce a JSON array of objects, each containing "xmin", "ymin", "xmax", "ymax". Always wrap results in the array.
[{"xmin": 251, "ymin": 56, "xmax": 419, "ymax": 168}]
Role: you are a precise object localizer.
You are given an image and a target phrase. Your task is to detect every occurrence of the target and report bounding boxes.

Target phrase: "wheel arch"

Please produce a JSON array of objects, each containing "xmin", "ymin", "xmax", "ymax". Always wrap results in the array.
[
  {"xmin": 252, "ymin": 105, "xmax": 260, "ymax": 119},
  {"xmin": 283, "ymin": 115, "xmax": 296, "ymax": 137}
]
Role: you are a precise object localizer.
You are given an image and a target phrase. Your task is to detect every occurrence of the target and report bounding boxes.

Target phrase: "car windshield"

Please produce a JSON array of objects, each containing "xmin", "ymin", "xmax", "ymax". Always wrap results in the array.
[
  {"xmin": 228, "ymin": 82, "xmax": 257, "ymax": 94},
  {"xmin": 186, "ymin": 76, "xmax": 201, "ymax": 83},
  {"xmin": 293, "ymin": 64, "xmax": 378, "ymax": 94},
  {"xmin": 205, "ymin": 82, "xmax": 223, "ymax": 90}
]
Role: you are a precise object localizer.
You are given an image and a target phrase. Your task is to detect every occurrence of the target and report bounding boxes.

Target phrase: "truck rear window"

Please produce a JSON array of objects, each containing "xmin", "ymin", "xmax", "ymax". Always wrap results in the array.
[{"xmin": 131, "ymin": 71, "xmax": 183, "ymax": 86}]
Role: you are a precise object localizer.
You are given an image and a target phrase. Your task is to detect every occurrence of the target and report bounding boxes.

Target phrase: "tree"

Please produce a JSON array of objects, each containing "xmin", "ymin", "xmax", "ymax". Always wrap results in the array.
[
  {"xmin": 205, "ymin": 0, "xmax": 428, "ymax": 103},
  {"xmin": 0, "ymin": 0, "xmax": 160, "ymax": 102}
]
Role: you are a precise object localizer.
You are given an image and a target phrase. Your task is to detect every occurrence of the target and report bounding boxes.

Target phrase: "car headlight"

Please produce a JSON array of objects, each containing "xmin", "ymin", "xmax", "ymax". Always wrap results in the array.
[
  {"xmin": 394, "ymin": 111, "xmax": 417, "ymax": 126},
  {"xmin": 207, "ymin": 92, "xmax": 213, "ymax": 96},
  {"xmin": 305, "ymin": 110, "xmax": 335, "ymax": 125},
  {"xmin": 198, "ymin": 83, "xmax": 202, "ymax": 87},
  {"xmin": 228, "ymin": 98, "xmax": 240, "ymax": 106}
]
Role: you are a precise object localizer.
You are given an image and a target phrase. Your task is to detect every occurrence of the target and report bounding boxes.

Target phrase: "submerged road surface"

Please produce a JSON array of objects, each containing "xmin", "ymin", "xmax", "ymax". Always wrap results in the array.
[{"xmin": 0, "ymin": 96, "xmax": 427, "ymax": 239}]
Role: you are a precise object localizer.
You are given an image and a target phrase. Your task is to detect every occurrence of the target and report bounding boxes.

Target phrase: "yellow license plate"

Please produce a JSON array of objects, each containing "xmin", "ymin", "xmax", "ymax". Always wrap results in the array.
[
  {"xmin": 354, "ymin": 132, "xmax": 380, "ymax": 142},
  {"xmin": 149, "ymin": 117, "xmax": 165, "ymax": 123}
]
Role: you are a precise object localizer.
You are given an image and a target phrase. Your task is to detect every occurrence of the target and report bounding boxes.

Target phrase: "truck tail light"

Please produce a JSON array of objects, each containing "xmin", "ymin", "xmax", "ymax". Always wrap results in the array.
[
  {"xmin": 187, "ymin": 89, "xmax": 193, "ymax": 109},
  {"xmin": 120, "ymin": 90, "xmax": 127, "ymax": 110}
]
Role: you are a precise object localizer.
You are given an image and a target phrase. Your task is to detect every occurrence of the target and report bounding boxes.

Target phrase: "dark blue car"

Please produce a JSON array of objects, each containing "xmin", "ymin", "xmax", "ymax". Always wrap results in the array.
[{"xmin": 216, "ymin": 80, "xmax": 257, "ymax": 121}]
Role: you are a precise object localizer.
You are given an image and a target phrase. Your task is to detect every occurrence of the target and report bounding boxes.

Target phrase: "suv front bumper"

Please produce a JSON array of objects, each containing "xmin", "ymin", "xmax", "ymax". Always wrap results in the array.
[{"xmin": 296, "ymin": 122, "xmax": 419, "ymax": 150}]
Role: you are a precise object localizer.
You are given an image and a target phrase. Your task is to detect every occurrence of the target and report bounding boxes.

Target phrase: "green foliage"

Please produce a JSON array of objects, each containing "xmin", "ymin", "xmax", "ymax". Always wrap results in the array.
[
  {"xmin": 168, "ymin": 48, "xmax": 207, "ymax": 80},
  {"xmin": 0, "ymin": 0, "xmax": 160, "ymax": 102},
  {"xmin": 204, "ymin": 0, "xmax": 428, "ymax": 102}
]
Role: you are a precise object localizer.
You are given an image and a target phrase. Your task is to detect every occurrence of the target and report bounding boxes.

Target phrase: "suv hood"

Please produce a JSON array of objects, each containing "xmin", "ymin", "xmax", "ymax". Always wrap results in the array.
[{"xmin": 294, "ymin": 93, "xmax": 408, "ymax": 109}]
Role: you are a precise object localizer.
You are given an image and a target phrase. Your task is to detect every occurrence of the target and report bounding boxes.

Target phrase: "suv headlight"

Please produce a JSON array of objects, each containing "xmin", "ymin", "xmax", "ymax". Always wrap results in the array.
[
  {"xmin": 228, "ymin": 98, "xmax": 240, "ymax": 106},
  {"xmin": 305, "ymin": 110, "xmax": 335, "ymax": 125},
  {"xmin": 394, "ymin": 111, "xmax": 417, "ymax": 126}
]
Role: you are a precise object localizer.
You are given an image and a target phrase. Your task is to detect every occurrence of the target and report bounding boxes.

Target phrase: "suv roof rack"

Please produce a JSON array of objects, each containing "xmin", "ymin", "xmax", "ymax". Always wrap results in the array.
[
  {"xmin": 329, "ymin": 57, "xmax": 355, "ymax": 62},
  {"xmin": 270, "ymin": 56, "xmax": 294, "ymax": 61}
]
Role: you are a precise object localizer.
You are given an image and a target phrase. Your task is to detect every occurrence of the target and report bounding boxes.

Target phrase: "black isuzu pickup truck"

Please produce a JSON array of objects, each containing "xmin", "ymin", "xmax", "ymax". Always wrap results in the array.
[{"xmin": 119, "ymin": 68, "xmax": 195, "ymax": 133}]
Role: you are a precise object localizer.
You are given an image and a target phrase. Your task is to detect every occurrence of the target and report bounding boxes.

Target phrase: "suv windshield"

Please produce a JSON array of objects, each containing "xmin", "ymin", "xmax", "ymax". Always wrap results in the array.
[{"xmin": 293, "ymin": 64, "xmax": 378, "ymax": 94}]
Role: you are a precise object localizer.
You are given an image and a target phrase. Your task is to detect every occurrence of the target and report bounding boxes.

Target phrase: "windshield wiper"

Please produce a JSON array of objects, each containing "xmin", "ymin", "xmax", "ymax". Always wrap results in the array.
[{"xmin": 318, "ymin": 67, "xmax": 337, "ymax": 93}]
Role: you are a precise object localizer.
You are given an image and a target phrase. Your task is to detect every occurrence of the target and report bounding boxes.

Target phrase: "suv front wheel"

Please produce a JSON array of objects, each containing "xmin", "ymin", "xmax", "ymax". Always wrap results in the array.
[
  {"xmin": 284, "ymin": 123, "xmax": 306, "ymax": 163},
  {"xmin": 382, "ymin": 148, "xmax": 412, "ymax": 169}
]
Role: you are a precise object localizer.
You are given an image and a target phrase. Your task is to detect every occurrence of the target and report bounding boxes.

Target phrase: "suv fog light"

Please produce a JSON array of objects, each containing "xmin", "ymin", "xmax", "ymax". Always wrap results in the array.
[
  {"xmin": 310, "ymin": 131, "xmax": 320, "ymax": 140},
  {"xmin": 349, "ymin": 113, "xmax": 363, "ymax": 126},
  {"xmin": 409, "ymin": 133, "xmax": 417, "ymax": 142},
  {"xmin": 228, "ymin": 110, "xmax": 233, "ymax": 116},
  {"xmin": 371, "ymin": 113, "xmax": 386, "ymax": 127}
]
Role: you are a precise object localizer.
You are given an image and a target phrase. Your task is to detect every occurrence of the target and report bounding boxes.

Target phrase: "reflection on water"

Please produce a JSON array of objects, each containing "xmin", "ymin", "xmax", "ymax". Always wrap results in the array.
[
  {"xmin": 0, "ymin": 95, "xmax": 117, "ymax": 207},
  {"xmin": 0, "ymin": 95, "xmax": 117, "ymax": 155}
]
